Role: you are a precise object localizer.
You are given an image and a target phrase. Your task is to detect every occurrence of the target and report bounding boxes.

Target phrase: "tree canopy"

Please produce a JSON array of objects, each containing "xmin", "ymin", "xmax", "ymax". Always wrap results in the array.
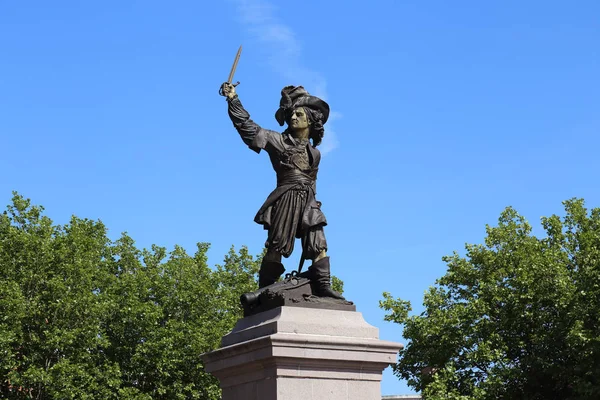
[
  {"xmin": 381, "ymin": 199, "xmax": 600, "ymax": 399},
  {"xmin": 0, "ymin": 193, "xmax": 262, "ymax": 399}
]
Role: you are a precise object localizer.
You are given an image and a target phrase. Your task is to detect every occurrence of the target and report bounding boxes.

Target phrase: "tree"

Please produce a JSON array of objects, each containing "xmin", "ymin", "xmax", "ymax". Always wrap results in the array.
[
  {"xmin": 0, "ymin": 193, "xmax": 261, "ymax": 399},
  {"xmin": 380, "ymin": 199, "xmax": 600, "ymax": 399}
]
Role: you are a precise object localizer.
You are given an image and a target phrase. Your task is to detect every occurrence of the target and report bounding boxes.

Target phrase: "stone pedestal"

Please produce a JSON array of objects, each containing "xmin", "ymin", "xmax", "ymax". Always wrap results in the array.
[{"xmin": 201, "ymin": 306, "xmax": 403, "ymax": 400}]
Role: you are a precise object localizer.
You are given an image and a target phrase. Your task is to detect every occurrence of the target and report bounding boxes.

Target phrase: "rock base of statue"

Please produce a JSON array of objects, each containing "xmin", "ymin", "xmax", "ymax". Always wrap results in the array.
[
  {"xmin": 201, "ymin": 306, "xmax": 403, "ymax": 400},
  {"xmin": 240, "ymin": 275, "xmax": 356, "ymax": 317}
]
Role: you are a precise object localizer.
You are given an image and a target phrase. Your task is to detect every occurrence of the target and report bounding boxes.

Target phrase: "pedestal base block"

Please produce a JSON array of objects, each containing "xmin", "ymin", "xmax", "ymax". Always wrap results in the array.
[{"xmin": 202, "ymin": 307, "xmax": 403, "ymax": 400}]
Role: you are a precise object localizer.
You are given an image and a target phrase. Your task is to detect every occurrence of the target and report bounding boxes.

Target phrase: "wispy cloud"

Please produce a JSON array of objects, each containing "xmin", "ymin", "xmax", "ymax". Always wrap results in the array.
[{"xmin": 232, "ymin": 0, "xmax": 340, "ymax": 154}]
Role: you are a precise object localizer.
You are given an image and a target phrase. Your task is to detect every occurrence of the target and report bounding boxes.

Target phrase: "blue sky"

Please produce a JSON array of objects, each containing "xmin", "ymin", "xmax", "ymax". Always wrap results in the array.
[{"xmin": 2, "ymin": 0, "xmax": 599, "ymax": 395}]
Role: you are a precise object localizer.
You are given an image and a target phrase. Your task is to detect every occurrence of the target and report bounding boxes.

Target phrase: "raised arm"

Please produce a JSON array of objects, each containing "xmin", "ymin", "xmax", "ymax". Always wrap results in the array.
[{"xmin": 220, "ymin": 82, "xmax": 263, "ymax": 153}]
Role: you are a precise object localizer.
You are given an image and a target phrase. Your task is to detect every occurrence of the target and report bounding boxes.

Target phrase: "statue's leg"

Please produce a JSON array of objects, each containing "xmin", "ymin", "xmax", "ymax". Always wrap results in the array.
[
  {"xmin": 258, "ymin": 247, "xmax": 285, "ymax": 288},
  {"xmin": 264, "ymin": 247, "xmax": 282, "ymax": 263},
  {"xmin": 305, "ymin": 228, "xmax": 344, "ymax": 299},
  {"xmin": 313, "ymin": 249, "xmax": 327, "ymax": 262},
  {"xmin": 309, "ymin": 256, "xmax": 344, "ymax": 299}
]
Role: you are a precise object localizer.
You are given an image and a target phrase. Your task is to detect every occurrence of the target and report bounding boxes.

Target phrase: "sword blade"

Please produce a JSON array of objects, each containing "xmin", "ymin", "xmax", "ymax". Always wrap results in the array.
[{"xmin": 227, "ymin": 45, "xmax": 242, "ymax": 84}]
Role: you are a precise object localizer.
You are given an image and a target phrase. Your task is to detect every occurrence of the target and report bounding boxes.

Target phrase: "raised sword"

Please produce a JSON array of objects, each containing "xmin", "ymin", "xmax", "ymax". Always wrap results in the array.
[{"xmin": 219, "ymin": 45, "xmax": 242, "ymax": 96}]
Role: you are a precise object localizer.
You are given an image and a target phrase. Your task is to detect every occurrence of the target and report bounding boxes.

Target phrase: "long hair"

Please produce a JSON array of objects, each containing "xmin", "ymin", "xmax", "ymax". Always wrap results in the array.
[{"xmin": 283, "ymin": 107, "xmax": 325, "ymax": 147}]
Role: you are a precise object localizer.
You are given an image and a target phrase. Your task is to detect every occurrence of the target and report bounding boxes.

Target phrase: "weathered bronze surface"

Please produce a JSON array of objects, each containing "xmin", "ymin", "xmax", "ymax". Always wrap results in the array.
[
  {"xmin": 240, "ymin": 271, "xmax": 355, "ymax": 317},
  {"xmin": 220, "ymin": 68, "xmax": 350, "ymax": 311}
]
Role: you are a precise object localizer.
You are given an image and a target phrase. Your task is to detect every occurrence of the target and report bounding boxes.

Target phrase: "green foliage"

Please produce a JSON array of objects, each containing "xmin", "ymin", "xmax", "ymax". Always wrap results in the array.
[
  {"xmin": 331, "ymin": 275, "xmax": 344, "ymax": 295},
  {"xmin": 381, "ymin": 199, "xmax": 600, "ymax": 399},
  {"xmin": 0, "ymin": 192, "xmax": 261, "ymax": 399}
]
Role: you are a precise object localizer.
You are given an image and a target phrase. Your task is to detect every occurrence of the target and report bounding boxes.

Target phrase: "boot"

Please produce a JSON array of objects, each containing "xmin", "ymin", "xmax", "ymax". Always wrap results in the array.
[
  {"xmin": 308, "ymin": 256, "xmax": 345, "ymax": 299},
  {"xmin": 258, "ymin": 259, "xmax": 285, "ymax": 288}
]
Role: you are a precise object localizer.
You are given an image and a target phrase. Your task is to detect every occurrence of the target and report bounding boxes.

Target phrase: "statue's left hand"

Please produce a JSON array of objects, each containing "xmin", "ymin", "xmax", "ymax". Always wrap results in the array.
[{"xmin": 219, "ymin": 82, "xmax": 237, "ymax": 99}]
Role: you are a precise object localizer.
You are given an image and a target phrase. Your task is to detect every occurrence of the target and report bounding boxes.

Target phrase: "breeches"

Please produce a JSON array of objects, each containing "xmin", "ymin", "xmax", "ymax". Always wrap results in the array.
[{"xmin": 265, "ymin": 188, "xmax": 327, "ymax": 259}]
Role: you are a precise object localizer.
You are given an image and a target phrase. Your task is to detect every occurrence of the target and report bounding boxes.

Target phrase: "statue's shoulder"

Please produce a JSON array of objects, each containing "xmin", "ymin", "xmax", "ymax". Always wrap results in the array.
[{"xmin": 252, "ymin": 128, "xmax": 285, "ymax": 153}]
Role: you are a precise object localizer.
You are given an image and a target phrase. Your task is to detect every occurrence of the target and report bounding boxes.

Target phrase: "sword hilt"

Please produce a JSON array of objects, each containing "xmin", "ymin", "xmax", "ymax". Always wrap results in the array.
[{"xmin": 219, "ymin": 81, "xmax": 240, "ymax": 97}]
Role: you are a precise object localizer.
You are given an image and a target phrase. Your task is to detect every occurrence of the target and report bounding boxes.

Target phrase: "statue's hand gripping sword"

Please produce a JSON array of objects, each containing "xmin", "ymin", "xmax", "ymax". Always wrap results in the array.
[{"xmin": 219, "ymin": 45, "xmax": 242, "ymax": 97}]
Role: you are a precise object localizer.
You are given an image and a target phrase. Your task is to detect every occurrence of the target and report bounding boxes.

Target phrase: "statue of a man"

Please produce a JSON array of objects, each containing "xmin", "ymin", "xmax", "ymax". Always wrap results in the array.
[{"xmin": 220, "ymin": 82, "xmax": 343, "ymax": 299}]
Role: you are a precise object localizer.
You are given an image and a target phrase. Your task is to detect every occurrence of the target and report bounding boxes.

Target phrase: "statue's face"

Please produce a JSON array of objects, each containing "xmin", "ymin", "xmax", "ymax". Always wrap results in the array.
[{"xmin": 289, "ymin": 107, "xmax": 310, "ymax": 131}]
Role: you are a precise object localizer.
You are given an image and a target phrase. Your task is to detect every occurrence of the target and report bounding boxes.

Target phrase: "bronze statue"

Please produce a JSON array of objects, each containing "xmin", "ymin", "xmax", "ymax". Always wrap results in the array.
[{"xmin": 219, "ymin": 79, "xmax": 344, "ymax": 301}]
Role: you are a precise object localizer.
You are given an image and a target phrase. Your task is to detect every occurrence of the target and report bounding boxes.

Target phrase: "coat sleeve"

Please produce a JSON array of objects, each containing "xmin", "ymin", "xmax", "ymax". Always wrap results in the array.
[{"xmin": 227, "ymin": 95, "xmax": 267, "ymax": 153}]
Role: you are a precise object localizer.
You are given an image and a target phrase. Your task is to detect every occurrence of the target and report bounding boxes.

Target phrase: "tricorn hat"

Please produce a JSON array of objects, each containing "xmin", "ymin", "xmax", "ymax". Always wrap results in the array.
[{"xmin": 275, "ymin": 85, "xmax": 330, "ymax": 126}]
